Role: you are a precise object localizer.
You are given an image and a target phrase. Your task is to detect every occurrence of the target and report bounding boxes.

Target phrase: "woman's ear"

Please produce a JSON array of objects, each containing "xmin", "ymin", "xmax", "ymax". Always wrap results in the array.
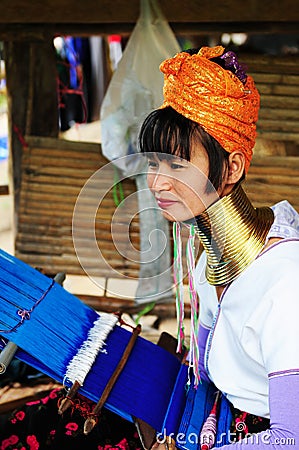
[{"xmin": 226, "ymin": 151, "xmax": 246, "ymax": 184}]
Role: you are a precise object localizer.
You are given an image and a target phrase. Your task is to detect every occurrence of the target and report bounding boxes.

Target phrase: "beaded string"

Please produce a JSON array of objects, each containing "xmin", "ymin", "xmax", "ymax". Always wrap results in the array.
[
  {"xmin": 173, "ymin": 222, "xmax": 185, "ymax": 353},
  {"xmin": 186, "ymin": 224, "xmax": 200, "ymax": 387}
]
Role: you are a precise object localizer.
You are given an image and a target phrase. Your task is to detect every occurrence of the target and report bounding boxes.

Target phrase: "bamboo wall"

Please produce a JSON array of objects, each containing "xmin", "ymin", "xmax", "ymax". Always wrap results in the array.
[
  {"xmin": 15, "ymin": 137, "xmax": 140, "ymax": 280},
  {"xmin": 244, "ymin": 53, "xmax": 299, "ymax": 147},
  {"xmin": 242, "ymin": 53, "xmax": 299, "ymax": 211}
]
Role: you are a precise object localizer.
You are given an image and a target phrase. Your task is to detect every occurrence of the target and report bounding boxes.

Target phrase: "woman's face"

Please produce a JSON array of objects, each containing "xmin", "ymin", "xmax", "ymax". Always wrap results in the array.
[{"xmin": 146, "ymin": 142, "xmax": 221, "ymax": 222}]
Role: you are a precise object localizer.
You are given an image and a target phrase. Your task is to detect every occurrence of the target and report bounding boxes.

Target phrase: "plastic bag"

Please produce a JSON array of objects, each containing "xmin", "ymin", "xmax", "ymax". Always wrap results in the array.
[
  {"xmin": 100, "ymin": 0, "xmax": 180, "ymax": 305},
  {"xmin": 100, "ymin": 0, "xmax": 181, "ymax": 177}
]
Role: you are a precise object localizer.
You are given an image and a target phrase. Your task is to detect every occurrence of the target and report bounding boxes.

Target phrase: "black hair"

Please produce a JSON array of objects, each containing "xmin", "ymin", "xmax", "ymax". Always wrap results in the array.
[{"xmin": 138, "ymin": 106, "xmax": 230, "ymax": 192}]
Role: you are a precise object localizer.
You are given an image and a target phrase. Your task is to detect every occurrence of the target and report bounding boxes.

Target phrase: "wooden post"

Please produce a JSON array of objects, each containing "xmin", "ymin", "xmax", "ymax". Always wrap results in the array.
[
  {"xmin": 25, "ymin": 39, "xmax": 59, "ymax": 137},
  {"xmin": 4, "ymin": 36, "xmax": 58, "ymax": 236},
  {"xmin": 4, "ymin": 40, "xmax": 29, "ymax": 235}
]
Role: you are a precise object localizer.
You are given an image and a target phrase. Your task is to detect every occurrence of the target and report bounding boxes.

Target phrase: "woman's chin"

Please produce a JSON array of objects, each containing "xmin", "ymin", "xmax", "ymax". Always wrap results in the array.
[
  {"xmin": 160, "ymin": 208, "xmax": 194, "ymax": 223},
  {"xmin": 160, "ymin": 209, "xmax": 177, "ymax": 222}
]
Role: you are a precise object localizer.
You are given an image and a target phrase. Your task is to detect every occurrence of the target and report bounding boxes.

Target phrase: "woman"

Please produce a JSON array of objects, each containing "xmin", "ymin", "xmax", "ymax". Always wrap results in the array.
[{"xmin": 138, "ymin": 46, "xmax": 299, "ymax": 448}]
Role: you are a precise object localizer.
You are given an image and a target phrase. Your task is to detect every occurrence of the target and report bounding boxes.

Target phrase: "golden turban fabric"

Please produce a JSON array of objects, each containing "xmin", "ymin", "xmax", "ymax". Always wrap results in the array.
[{"xmin": 159, "ymin": 46, "xmax": 260, "ymax": 173}]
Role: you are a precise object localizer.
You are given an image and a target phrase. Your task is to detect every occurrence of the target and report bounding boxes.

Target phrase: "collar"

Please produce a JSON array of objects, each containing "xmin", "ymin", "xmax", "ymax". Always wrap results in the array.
[{"xmin": 194, "ymin": 184, "xmax": 274, "ymax": 286}]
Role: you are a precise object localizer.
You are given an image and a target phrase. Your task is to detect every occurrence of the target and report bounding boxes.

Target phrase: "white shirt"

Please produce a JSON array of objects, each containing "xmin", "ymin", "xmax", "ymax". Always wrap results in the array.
[{"xmin": 194, "ymin": 201, "xmax": 299, "ymax": 418}]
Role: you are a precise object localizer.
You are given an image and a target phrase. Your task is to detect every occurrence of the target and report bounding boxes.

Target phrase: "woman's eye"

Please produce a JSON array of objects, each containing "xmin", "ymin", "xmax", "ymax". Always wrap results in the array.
[
  {"xmin": 170, "ymin": 163, "xmax": 185, "ymax": 169},
  {"xmin": 147, "ymin": 160, "xmax": 158, "ymax": 169}
]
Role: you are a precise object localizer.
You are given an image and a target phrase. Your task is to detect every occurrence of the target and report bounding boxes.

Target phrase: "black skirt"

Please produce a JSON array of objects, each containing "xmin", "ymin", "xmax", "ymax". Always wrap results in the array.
[
  {"xmin": 0, "ymin": 388, "xmax": 142, "ymax": 450},
  {"xmin": 230, "ymin": 405, "xmax": 270, "ymax": 440}
]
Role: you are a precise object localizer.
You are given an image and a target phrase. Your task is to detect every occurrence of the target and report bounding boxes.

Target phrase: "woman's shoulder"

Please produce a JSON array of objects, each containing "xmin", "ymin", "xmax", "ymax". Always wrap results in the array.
[{"xmin": 260, "ymin": 237, "xmax": 299, "ymax": 264}]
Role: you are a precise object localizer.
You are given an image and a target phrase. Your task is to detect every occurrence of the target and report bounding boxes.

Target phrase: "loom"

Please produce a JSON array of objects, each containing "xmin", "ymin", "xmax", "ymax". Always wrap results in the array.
[{"xmin": 0, "ymin": 249, "xmax": 188, "ymax": 435}]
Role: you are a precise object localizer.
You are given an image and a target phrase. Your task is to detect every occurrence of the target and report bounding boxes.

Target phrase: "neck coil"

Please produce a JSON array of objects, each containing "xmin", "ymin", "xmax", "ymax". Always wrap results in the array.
[{"xmin": 194, "ymin": 184, "xmax": 274, "ymax": 286}]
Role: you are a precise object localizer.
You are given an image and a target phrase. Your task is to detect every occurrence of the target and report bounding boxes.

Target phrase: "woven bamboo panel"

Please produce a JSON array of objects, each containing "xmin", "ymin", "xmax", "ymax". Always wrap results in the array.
[
  {"xmin": 244, "ymin": 155, "xmax": 299, "ymax": 212},
  {"xmin": 16, "ymin": 136, "xmax": 140, "ymax": 279},
  {"xmin": 242, "ymin": 53, "xmax": 299, "ymax": 146}
]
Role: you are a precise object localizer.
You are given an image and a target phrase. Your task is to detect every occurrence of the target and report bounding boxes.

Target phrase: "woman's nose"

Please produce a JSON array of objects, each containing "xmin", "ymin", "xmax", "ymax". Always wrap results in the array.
[{"xmin": 148, "ymin": 170, "xmax": 172, "ymax": 192}]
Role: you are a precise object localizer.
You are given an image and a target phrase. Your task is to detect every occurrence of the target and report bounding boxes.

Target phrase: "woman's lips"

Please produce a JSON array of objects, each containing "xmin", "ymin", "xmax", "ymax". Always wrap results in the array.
[{"xmin": 156, "ymin": 198, "xmax": 178, "ymax": 209}]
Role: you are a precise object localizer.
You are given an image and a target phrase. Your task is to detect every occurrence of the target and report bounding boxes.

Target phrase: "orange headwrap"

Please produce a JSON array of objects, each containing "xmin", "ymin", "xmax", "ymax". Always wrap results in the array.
[{"xmin": 159, "ymin": 46, "xmax": 260, "ymax": 173}]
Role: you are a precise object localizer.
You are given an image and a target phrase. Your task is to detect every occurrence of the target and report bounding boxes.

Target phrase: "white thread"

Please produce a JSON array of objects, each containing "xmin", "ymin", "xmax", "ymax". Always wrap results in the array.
[{"xmin": 64, "ymin": 312, "xmax": 118, "ymax": 386}]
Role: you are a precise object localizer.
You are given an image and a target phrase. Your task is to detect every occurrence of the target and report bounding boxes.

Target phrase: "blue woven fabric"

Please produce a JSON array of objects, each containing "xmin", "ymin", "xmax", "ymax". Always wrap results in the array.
[
  {"xmin": 0, "ymin": 249, "xmax": 187, "ymax": 432},
  {"xmin": 176, "ymin": 379, "xmax": 232, "ymax": 449}
]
